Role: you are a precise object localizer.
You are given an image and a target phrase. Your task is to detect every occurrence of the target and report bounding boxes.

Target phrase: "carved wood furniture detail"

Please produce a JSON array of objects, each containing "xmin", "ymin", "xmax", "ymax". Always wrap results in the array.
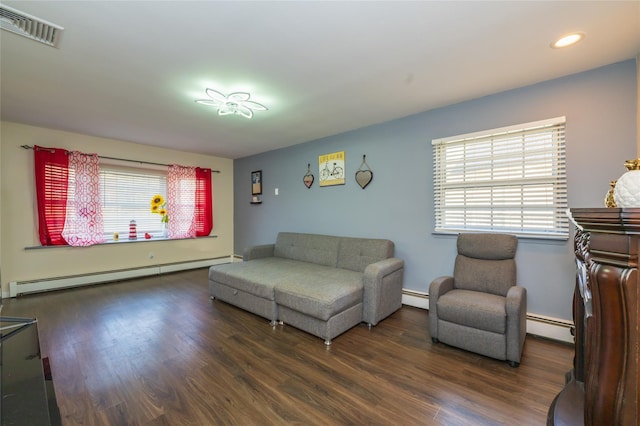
[{"xmin": 548, "ymin": 208, "xmax": 639, "ymax": 426}]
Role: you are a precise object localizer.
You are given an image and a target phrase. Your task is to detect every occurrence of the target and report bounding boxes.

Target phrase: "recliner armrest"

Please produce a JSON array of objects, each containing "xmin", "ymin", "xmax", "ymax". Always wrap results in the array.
[
  {"xmin": 429, "ymin": 276, "xmax": 454, "ymax": 302},
  {"xmin": 243, "ymin": 244, "xmax": 275, "ymax": 261},
  {"xmin": 505, "ymin": 285, "xmax": 526, "ymax": 317},
  {"xmin": 505, "ymin": 285, "xmax": 527, "ymax": 363},
  {"xmin": 428, "ymin": 276, "xmax": 454, "ymax": 340}
]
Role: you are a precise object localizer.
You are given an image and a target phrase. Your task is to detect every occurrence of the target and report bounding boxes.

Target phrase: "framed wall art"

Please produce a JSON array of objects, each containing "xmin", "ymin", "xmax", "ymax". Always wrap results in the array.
[
  {"xmin": 251, "ymin": 170, "xmax": 262, "ymax": 195},
  {"xmin": 251, "ymin": 170, "xmax": 262, "ymax": 203},
  {"xmin": 318, "ymin": 151, "xmax": 345, "ymax": 187}
]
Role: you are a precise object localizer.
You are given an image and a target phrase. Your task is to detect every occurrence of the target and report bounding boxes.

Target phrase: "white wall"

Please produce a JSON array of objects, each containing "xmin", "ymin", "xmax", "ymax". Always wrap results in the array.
[{"xmin": 0, "ymin": 122, "xmax": 234, "ymax": 296}]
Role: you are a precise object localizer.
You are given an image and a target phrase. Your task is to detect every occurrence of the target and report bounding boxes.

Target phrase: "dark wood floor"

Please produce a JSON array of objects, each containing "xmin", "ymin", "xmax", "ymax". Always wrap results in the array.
[{"xmin": 2, "ymin": 268, "xmax": 573, "ymax": 425}]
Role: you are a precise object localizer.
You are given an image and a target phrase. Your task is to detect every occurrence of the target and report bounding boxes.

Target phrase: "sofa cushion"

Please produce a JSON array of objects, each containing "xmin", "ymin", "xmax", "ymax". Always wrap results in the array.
[
  {"xmin": 436, "ymin": 289, "xmax": 507, "ymax": 334},
  {"xmin": 209, "ymin": 258, "xmax": 316, "ymax": 300},
  {"xmin": 337, "ymin": 237, "xmax": 394, "ymax": 273},
  {"xmin": 274, "ymin": 233, "xmax": 340, "ymax": 267},
  {"xmin": 275, "ymin": 268, "xmax": 364, "ymax": 321}
]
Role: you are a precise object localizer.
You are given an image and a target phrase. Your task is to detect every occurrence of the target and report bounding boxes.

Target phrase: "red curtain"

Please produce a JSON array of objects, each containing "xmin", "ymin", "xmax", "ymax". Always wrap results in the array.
[
  {"xmin": 34, "ymin": 145, "xmax": 69, "ymax": 246},
  {"xmin": 195, "ymin": 167, "xmax": 213, "ymax": 236}
]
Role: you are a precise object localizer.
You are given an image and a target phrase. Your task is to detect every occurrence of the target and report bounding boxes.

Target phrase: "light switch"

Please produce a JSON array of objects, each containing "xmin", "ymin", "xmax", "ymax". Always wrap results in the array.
[{"xmin": 275, "ymin": 188, "xmax": 279, "ymax": 195}]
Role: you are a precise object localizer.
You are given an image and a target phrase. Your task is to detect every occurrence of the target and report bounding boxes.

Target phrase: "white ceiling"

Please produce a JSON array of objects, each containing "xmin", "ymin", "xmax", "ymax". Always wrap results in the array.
[{"xmin": 1, "ymin": 1, "xmax": 639, "ymax": 159}]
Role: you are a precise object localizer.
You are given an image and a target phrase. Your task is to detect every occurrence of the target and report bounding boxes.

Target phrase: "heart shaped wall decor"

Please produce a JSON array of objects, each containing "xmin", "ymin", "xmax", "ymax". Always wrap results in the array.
[
  {"xmin": 303, "ymin": 174, "xmax": 314, "ymax": 188},
  {"xmin": 355, "ymin": 170, "xmax": 373, "ymax": 189},
  {"xmin": 303, "ymin": 163, "xmax": 314, "ymax": 189},
  {"xmin": 355, "ymin": 155, "xmax": 373, "ymax": 189}
]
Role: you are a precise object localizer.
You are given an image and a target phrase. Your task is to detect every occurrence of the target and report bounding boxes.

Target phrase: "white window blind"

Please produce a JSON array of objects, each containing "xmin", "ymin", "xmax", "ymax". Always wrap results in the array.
[
  {"xmin": 432, "ymin": 117, "xmax": 568, "ymax": 239},
  {"xmin": 99, "ymin": 164, "xmax": 167, "ymax": 239}
]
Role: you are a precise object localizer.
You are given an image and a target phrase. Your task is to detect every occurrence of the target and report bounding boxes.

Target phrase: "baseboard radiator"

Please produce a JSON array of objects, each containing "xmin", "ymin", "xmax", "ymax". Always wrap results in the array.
[
  {"xmin": 401, "ymin": 289, "xmax": 574, "ymax": 344},
  {"xmin": 9, "ymin": 257, "xmax": 232, "ymax": 297}
]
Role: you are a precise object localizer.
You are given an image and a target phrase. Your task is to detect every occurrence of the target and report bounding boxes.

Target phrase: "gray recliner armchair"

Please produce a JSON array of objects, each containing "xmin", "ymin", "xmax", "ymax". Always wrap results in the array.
[{"xmin": 429, "ymin": 233, "xmax": 526, "ymax": 367}]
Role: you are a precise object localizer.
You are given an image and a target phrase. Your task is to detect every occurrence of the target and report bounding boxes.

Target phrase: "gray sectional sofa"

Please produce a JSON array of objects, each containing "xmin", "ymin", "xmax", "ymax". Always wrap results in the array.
[{"xmin": 208, "ymin": 232, "xmax": 405, "ymax": 345}]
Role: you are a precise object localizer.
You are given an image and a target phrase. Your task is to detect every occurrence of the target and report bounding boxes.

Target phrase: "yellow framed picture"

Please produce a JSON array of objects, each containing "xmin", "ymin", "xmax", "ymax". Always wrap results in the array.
[{"xmin": 318, "ymin": 151, "xmax": 345, "ymax": 187}]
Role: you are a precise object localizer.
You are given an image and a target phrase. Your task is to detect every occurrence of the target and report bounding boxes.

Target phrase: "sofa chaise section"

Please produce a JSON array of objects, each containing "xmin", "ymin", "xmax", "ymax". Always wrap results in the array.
[{"xmin": 208, "ymin": 232, "xmax": 404, "ymax": 344}]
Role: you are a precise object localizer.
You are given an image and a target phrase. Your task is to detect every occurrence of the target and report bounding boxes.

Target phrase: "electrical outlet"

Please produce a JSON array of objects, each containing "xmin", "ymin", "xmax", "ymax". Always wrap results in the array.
[{"xmin": 275, "ymin": 188, "xmax": 279, "ymax": 195}]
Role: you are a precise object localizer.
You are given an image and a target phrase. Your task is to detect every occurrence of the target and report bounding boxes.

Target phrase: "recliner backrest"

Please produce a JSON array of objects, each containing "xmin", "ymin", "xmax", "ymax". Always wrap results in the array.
[{"xmin": 453, "ymin": 233, "xmax": 517, "ymax": 297}]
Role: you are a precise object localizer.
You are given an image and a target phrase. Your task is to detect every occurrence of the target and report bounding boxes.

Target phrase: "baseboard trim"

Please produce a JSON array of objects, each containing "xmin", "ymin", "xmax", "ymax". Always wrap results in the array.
[
  {"xmin": 525, "ymin": 313, "xmax": 574, "ymax": 343},
  {"xmin": 402, "ymin": 289, "xmax": 430, "ymax": 310},
  {"xmin": 401, "ymin": 289, "xmax": 574, "ymax": 344},
  {"xmin": 6, "ymin": 256, "xmax": 233, "ymax": 298}
]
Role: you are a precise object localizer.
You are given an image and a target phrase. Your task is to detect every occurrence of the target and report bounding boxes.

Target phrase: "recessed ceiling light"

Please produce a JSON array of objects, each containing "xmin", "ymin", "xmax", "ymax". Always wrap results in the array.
[
  {"xmin": 195, "ymin": 89, "xmax": 267, "ymax": 119},
  {"xmin": 551, "ymin": 32, "xmax": 585, "ymax": 49}
]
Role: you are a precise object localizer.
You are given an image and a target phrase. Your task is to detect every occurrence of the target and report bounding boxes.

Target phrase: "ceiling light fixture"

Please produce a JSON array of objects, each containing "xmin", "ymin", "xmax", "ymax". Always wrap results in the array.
[
  {"xmin": 551, "ymin": 32, "xmax": 585, "ymax": 49},
  {"xmin": 195, "ymin": 89, "xmax": 267, "ymax": 119}
]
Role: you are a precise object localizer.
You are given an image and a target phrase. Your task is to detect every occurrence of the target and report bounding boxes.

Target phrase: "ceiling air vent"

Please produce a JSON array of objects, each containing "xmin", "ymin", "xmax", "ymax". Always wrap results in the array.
[{"xmin": 0, "ymin": 5, "xmax": 63, "ymax": 48}]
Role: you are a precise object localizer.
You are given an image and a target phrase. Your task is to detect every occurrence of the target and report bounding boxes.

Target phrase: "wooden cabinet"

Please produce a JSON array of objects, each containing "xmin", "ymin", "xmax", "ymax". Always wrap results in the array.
[{"xmin": 548, "ymin": 208, "xmax": 639, "ymax": 425}]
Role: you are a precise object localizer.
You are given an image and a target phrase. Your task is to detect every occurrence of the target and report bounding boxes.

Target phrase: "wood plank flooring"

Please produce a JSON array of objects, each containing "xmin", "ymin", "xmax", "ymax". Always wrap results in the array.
[{"xmin": 1, "ymin": 268, "xmax": 573, "ymax": 425}]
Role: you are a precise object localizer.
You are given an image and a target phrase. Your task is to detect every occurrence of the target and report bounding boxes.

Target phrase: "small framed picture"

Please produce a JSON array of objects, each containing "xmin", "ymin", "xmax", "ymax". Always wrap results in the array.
[
  {"xmin": 319, "ymin": 151, "xmax": 345, "ymax": 187},
  {"xmin": 251, "ymin": 170, "xmax": 262, "ymax": 195}
]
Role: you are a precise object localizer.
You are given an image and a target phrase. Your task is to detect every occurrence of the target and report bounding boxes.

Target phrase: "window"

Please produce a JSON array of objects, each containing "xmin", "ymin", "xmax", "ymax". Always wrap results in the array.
[
  {"xmin": 432, "ymin": 117, "xmax": 567, "ymax": 239},
  {"xmin": 100, "ymin": 164, "xmax": 168, "ymax": 240},
  {"xmin": 33, "ymin": 145, "xmax": 214, "ymax": 246}
]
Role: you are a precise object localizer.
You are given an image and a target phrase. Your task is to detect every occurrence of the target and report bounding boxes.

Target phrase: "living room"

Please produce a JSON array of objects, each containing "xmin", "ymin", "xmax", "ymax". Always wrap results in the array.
[{"xmin": 0, "ymin": 1, "xmax": 639, "ymax": 425}]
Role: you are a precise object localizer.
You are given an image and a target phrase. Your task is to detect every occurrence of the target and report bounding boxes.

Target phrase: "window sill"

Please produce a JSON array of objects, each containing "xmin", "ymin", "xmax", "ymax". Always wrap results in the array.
[
  {"xmin": 432, "ymin": 230, "xmax": 568, "ymax": 242},
  {"xmin": 24, "ymin": 235, "xmax": 218, "ymax": 250}
]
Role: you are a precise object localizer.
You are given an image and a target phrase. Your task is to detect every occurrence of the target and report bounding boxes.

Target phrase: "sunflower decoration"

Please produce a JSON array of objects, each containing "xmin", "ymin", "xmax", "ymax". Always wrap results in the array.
[{"xmin": 150, "ymin": 194, "xmax": 168, "ymax": 223}]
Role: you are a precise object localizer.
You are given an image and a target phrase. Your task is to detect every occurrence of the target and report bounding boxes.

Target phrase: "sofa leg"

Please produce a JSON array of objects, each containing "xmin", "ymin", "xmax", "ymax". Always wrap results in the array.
[
  {"xmin": 210, "ymin": 296, "xmax": 215, "ymax": 300},
  {"xmin": 270, "ymin": 320, "xmax": 277, "ymax": 327},
  {"xmin": 324, "ymin": 339, "xmax": 332, "ymax": 346},
  {"xmin": 431, "ymin": 337, "xmax": 439, "ymax": 343},
  {"xmin": 508, "ymin": 361, "xmax": 520, "ymax": 368},
  {"xmin": 367, "ymin": 323, "xmax": 372, "ymax": 330}
]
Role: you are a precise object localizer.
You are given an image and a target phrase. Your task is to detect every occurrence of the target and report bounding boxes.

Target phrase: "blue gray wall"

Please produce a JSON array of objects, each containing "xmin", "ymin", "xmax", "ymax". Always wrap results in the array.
[{"xmin": 233, "ymin": 60, "xmax": 637, "ymax": 321}]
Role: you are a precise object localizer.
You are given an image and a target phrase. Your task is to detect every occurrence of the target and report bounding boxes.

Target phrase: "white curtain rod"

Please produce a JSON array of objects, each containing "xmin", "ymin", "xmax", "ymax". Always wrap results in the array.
[{"xmin": 20, "ymin": 144, "xmax": 221, "ymax": 173}]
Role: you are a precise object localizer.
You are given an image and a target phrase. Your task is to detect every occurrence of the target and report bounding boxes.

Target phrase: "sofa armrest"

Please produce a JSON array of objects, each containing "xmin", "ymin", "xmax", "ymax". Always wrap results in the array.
[
  {"xmin": 428, "ymin": 276, "xmax": 454, "ymax": 340},
  {"xmin": 362, "ymin": 258, "xmax": 404, "ymax": 326},
  {"xmin": 243, "ymin": 244, "xmax": 275, "ymax": 261}
]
